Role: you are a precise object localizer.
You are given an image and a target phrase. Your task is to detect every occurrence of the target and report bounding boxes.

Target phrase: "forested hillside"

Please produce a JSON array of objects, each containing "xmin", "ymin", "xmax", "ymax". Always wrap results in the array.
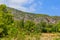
[{"xmin": 0, "ymin": 4, "xmax": 60, "ymax": 40}]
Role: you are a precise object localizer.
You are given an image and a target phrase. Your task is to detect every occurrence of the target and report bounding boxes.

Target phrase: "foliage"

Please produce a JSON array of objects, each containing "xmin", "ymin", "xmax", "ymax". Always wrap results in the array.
[
  {"xmin": 0, "ymin": 4, "xmax": 17, "ymax": 38},
  {"xmin": 0, "ymin": 4, "xmax": 60, "ymax": 40}
]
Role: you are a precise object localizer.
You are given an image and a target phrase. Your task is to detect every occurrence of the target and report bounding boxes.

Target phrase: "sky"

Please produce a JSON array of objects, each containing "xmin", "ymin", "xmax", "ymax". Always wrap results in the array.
[{"xmin": 0, "ymin": 0, "xmax": 60, "ymax": 16}]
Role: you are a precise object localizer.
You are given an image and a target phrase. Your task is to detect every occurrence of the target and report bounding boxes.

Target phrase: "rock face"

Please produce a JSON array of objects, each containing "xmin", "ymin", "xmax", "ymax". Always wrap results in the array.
[{"xmin": 7, "ymin": 7, "xmax": 60, "ymax": 24}]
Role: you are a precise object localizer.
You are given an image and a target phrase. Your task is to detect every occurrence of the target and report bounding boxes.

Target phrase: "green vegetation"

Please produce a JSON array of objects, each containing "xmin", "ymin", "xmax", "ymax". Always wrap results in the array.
[
  {"xmin": 0, "ymin": 4, "xmax": 18, "ymax": 39},
  {"xmin": 0, "ymin": 4, "xmax": 60, "ymax": 40}
]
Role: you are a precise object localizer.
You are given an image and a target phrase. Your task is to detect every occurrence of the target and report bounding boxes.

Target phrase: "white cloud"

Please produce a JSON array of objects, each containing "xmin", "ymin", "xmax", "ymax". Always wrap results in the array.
[
  {"xmin": 8, "ymin": 4, "xmax": 36, "ymax": 12},
  {"xmin": 27, "ymin": 3, "xmax": 37, "ymax": 12},
  {"xmin": 0, "ymin": 0, "xmax": 5, "ymax": 4},
  {"xmin": 5, "ymin": 0, "xmax": 36, "ymax": 12},
  {"xmin": 6, "ymin": 0, "xmax": 34, "ymax": 6},
  {"xmin": 0, "ymin": 0, "xmax": 43, "ymax": 13}
]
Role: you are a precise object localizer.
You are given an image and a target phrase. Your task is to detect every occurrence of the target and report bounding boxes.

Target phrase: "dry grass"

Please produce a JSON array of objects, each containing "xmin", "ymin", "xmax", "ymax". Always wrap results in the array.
[{"xmin": 0, "ymin": 33, "xmax": 60, "ymax": 40}]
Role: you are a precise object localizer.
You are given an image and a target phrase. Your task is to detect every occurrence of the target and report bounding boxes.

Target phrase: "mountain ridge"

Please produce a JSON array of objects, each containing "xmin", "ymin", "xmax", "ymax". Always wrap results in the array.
[{"xmin": 7, "ymin": 7, "xmax": 60, "ymax": 24}]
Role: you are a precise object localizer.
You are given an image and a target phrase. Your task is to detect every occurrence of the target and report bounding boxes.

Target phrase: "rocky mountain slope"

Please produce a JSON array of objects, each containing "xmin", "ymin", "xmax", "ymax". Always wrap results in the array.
[{"xmin": 7, "ymin": 7, "xmax": 60, "ymax": 24}]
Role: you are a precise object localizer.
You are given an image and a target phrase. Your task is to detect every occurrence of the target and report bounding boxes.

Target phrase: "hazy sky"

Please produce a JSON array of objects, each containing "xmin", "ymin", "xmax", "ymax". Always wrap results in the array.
[{"xmin": 0, "ymin": 0, "xmax": 60, "ymax": 16}]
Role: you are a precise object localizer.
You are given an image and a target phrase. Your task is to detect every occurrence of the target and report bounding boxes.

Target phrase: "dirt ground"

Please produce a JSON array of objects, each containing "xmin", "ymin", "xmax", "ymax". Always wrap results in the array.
[
  {"xmin": 25, "ymin": 33, "xmax": 60, "ymax": 40},
  {"xmin": 40, "ymin": 33, "xmax": 60, "ymax": 40}
]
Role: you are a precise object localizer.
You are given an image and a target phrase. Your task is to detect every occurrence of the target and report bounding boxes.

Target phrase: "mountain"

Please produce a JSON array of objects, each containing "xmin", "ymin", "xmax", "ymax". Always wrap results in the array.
[{"xmin": 7, "ymin": 7, "xmax": 60, "ymax": 24}]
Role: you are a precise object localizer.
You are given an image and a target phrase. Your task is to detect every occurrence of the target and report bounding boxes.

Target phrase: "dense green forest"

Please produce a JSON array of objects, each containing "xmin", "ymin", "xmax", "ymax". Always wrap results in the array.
[{"xmin": 0, "ymin": 4, "xmax": 60, "ymax": 40}]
